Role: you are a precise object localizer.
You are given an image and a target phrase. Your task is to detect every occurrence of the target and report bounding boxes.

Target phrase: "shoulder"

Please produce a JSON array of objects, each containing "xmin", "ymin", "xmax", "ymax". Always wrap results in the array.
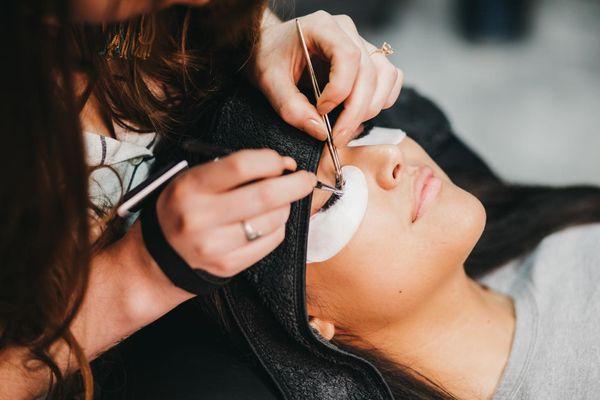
[
  {"xmin": 522, "ymin": 223, "xmax": 600, "ymax": 329},
  {"xmin": 528, "ymin": 223, "xmax": 600, "ymax": 291},
  {"xmin": 507, "ymin": 224, "xmax": 600, "ymax": 398},
  {"xmin": 537, "ymin": 222, "xmax": 600, "ymax": 251},
  {"xmin": 483, "ymin": 223, "xmax": 600, "ymax": 328}
]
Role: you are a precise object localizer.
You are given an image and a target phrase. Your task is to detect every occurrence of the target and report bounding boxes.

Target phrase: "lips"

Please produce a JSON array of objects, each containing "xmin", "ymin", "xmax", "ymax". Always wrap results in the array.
[{"xmin": 412, "ymin": 166, "xmax": 442, "ymax": 222}]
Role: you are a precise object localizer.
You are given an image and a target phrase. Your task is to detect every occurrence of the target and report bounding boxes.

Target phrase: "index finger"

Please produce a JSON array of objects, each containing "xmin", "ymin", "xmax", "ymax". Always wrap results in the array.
[
  {"xmin": 299, "ymin": 12, "xmax": 361, "ymax": 115},
  {"xmin": 214, "ymin": 170, "xmax": 317, "ymax": 225},
  {"xmin": 182, "ymin": 149, "xmax": 297, "ymax": 193}
]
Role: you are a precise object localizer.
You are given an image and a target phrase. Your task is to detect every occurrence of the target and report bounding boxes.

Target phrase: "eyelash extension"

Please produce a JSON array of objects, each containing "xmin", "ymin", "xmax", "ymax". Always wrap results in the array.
[{"xmin": 320, "ymin": 192, "xmax": 342, "ymax": 211}]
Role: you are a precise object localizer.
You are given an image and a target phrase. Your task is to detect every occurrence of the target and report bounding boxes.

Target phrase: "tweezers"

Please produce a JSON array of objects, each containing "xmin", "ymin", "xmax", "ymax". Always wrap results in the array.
[
  {"xmin": 296, "ymin": 19, "xmax": 345, "ymax": 190},
  {"xmin": 315, "ymin": 180, "xmax": 343, "ymax": 196}
]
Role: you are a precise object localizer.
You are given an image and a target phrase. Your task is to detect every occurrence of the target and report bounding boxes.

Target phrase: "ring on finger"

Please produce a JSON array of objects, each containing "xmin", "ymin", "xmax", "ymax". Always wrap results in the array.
[
  {"xmin": 241, "ymin": 220, "xmax": 262, "ymax": 242},
  {"xmin": 369, "ymin": 42, "xmax": 394, "ymax": 57}
]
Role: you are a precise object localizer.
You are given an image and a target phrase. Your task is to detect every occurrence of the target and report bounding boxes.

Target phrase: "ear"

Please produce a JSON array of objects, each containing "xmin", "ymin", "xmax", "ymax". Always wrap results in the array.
[{"xmin": 308, "ymin": 317, "xmax": 336, "ymax": 341}]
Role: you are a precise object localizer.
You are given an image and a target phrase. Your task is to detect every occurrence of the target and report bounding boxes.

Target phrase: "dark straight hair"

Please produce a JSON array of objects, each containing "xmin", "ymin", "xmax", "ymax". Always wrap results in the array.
[
  {"xmin": 0, "ymin": 0, "xmax": 93, "ymax": 398},
  {"xmin": 466, "ymin": 181, "xmax": 600, "ymax": 277}
]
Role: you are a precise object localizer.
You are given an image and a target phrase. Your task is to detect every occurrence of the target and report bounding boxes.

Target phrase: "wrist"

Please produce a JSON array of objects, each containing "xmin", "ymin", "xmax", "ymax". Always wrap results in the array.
[
  {"xmin": 67, "ymin": 222, "xmax": 193, "ymax": 360},
  {"xmin": 112, "ymin": 221, "xmax": 194, "ymax": 329}
]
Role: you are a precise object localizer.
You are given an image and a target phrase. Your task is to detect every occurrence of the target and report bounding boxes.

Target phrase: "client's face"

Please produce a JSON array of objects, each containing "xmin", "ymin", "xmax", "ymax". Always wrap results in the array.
[{"xmin": 306, "ymin": 129, "xmax": 486, "ymax": 337}]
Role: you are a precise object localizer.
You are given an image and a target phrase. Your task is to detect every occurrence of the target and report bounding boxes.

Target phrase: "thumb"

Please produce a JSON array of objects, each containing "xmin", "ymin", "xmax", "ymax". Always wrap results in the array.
[{"xmin": 261, "ymin": 71, "xmax": 328, "ymax": 140}]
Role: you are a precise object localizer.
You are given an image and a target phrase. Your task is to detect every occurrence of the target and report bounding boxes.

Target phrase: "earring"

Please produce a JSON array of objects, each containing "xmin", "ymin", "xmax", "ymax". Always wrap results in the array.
[
  {"xmin": 308, "ymin": 317, "xmax": 336, "ymax": 341},
  {"xmin": 100, "ymin": 15, "xmax": 155, "ymax": 60}
]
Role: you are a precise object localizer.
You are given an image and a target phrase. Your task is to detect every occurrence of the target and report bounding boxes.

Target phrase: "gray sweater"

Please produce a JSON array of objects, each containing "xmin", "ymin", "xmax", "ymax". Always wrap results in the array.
[{"xmin": 480, "ymin": 223, "xmax": 600, "ymax": 400}]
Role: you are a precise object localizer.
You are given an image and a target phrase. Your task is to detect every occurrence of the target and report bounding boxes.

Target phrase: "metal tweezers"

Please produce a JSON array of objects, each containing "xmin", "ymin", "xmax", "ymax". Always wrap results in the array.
[{"xmin": 296, "ymin": 19, "xmax": 345, "ymax": 191}]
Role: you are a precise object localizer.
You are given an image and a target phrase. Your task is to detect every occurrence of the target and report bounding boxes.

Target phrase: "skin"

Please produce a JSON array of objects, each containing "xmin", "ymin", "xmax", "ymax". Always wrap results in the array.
[{"xmin": 307, "ymin": 135, "xmax": 516, "ymax": 399}]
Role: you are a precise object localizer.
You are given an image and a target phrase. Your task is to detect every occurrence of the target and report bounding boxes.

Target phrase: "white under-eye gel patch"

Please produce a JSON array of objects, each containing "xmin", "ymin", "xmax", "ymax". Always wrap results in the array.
[
  {"xmin": 307, "ymin": 165, "xmax": 368, "ymax": 263},
  {"xmin": 347, "ymin": 126, "xmax": 407, "ymax": 147}
]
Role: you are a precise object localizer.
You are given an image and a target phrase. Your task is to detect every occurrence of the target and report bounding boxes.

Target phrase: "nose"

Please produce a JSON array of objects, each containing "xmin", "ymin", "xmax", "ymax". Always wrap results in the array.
[{"xmin": 357, "ymin": 144, "xmax": 406, "ymax": 190}]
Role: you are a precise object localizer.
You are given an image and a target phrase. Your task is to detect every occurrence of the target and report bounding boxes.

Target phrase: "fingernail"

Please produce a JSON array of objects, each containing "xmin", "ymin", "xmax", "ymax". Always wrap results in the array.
[
  {"xmin": 283, "ymin": 156, "xmax": 297, "ymax": 171},
  {"xmin": 317, "ymin": 100, "xmax": 336, "ymax": 114},
  {"xmin": 307, "ymin": 118, "xmax": 327, "ymax": 140}
]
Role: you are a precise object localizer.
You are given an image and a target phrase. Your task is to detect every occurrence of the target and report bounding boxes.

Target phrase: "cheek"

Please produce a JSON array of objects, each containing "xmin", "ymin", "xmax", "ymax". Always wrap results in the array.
[
  {"xmin": 416, "ymin": 182, "xmax": 486, "ymax": 264},
  {"xmin": 307, "ymin": 226, "xmax": 438, "ymax": 330},
  {"xmin": 306, "ymin": 184, "xmax": 417, "ymax": 327},
  {"xmin": 170, "ymin": 0, "xmax": 211, "ymax": 6},
  {"xmin": 71, "ymin": 0, "xmax": 155, "ymax": 22}
]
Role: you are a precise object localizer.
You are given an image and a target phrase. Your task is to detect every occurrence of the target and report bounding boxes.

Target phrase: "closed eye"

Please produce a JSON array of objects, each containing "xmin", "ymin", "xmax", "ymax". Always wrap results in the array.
[
  {"xmin": 320, "ymin": 192, "xmax": 341, "ymax": 212},
  {"xmin": 317, "ymin": 125, "xmax": 371, "ymax": 212}
]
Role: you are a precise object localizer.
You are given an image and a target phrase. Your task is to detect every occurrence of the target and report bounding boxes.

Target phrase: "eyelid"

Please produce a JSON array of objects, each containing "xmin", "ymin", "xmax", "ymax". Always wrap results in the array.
[{"xmin": 320, "ymin": 191, "xmax": 341, "ymax": 212}]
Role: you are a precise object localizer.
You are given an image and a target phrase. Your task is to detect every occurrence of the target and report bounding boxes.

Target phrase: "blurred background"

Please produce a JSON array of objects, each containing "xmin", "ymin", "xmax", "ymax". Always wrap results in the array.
[{"xmin": 274, "ymin": 0, "xmax": 600, "ymax": 186}]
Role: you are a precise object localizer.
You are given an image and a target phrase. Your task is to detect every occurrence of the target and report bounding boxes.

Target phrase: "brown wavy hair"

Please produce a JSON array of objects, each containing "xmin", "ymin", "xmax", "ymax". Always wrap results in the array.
[
  {"xmin": 0, "ymin": 0, "xmax": 92, "ymax": 398},
  {"xmin": 0, "ymin": 0, "xmax": 265, "ymax": 398},
  {"xmin": 74, "ymin": 1, "xmax": 266, "ymax": 140}
]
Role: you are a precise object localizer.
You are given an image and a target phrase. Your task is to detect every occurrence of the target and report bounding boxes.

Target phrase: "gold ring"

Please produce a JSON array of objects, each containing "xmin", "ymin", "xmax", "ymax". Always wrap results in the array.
[{"xmin": 370, "ymin": 42, "xmax": 394, "ymax": 57}]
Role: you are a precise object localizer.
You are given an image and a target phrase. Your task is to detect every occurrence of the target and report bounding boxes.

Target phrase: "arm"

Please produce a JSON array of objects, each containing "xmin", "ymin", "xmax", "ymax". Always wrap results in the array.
[{"xmin": 0, "ymin": 223, "xmax": 192, "ymax": 400}]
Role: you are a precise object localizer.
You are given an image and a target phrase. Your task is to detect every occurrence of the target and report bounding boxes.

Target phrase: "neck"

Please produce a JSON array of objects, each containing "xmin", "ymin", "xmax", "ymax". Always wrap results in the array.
[{"xmin": 359, "ymin": 268, "xmax": 515, "ymax": 399}]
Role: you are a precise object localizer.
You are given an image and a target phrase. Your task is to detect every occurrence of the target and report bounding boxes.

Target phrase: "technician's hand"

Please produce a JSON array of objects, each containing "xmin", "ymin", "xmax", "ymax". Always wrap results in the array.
[
  {"xmin": 156, "ymin": 149, "xmax": 316, "ymax": 277},
  {"xmin": 249, "ymin": 10, "xmax": 403, "ymax": 145}
]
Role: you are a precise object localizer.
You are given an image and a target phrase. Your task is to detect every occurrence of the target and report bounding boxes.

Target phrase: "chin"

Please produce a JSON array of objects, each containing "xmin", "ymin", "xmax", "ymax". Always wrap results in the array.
[
  {"xmin": 457, "ymin": 188, "xmax": 487, "ymax": 254},
  {"xmin": 433, "ymin": 184, "xmax": 487, "ymax": 264}
]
